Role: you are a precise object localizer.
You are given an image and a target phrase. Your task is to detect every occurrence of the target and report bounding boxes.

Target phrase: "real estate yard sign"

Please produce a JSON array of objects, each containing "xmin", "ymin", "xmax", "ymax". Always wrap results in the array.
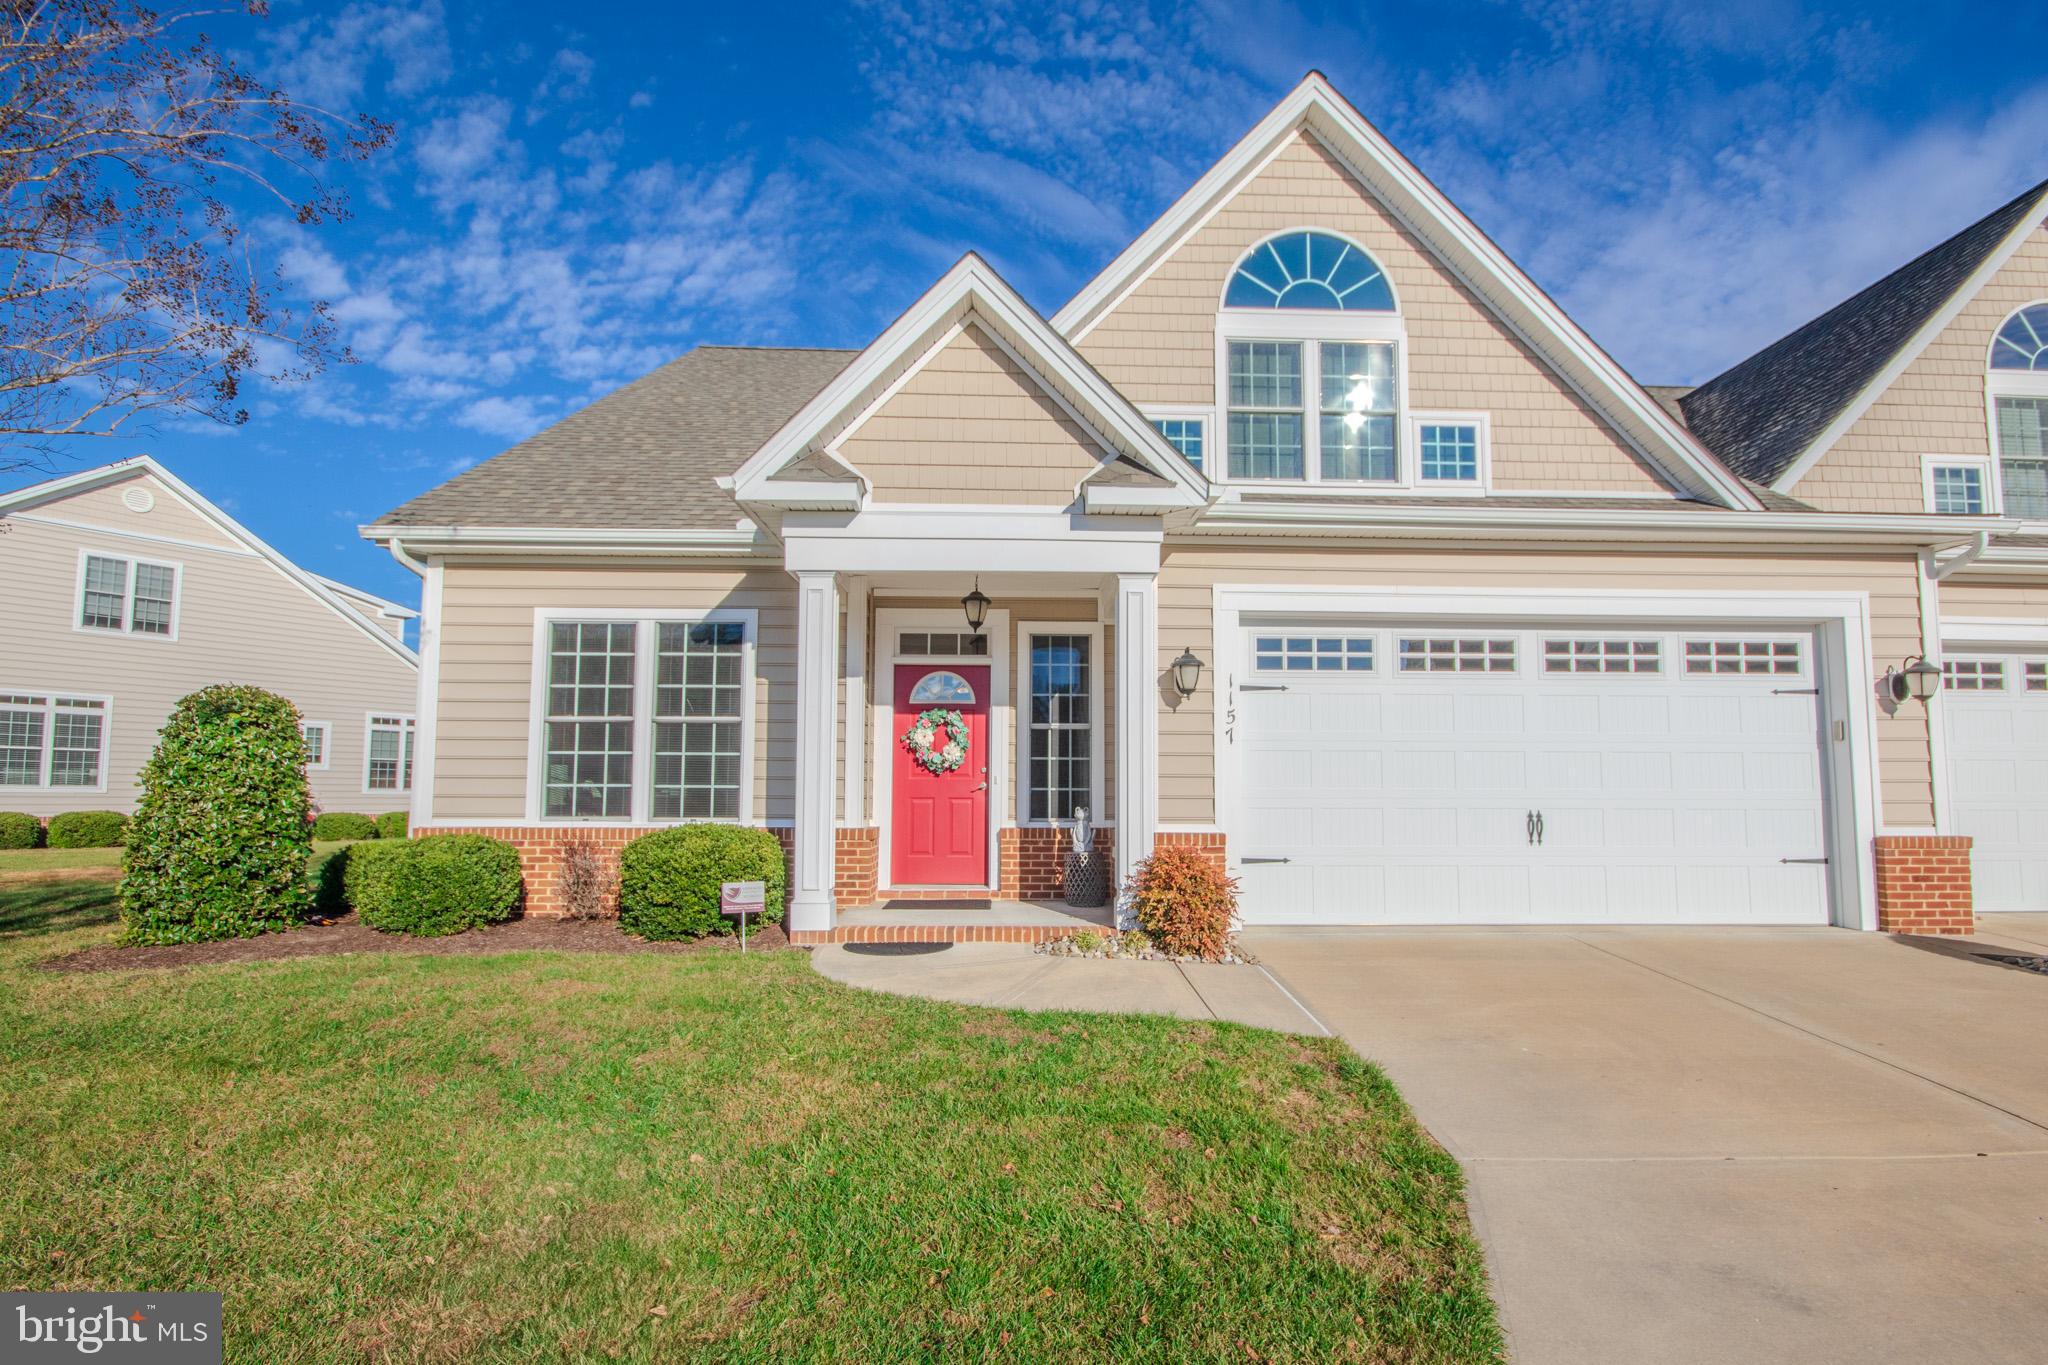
[{"xmin": 720, "ymin": 880, "xmax": 766, "ymax": 951}]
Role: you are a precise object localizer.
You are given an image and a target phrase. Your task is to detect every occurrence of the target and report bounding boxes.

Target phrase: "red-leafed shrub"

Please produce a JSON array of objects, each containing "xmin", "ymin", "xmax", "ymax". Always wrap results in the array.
[{"xmin": 1124, "ymin": 846, "xmax": 1238, "ymax": 961}]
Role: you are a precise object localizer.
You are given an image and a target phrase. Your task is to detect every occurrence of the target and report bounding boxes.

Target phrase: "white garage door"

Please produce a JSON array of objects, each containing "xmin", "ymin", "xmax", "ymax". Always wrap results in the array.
[
  {"xmin": 1943, "ymin": 653, "xmax": 2048, "ymax": 912},
  {"xmin": 1233, "ymin": 624, "xmax": 1832, "ymax": 925}
]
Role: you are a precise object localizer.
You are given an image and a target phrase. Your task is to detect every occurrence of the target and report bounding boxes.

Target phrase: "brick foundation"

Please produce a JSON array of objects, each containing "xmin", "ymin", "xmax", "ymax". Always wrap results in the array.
[
  {"xmin": 1152, "ymin": 830, "xmax": 1228, "ymax": 875},
  {"xmin": 425, "ymin": 825, "xmax": 794, "ymax": 919},
  {"xmin": 1873, "ymin": 835, "xmax": 1974, "ymax": 935},
  {"xmin": 834, "ymin": 826, "xmax": 879, "ymax": 908},
  {"xmin": 997, "ymin": 825, "xmax": 1116, "ymax": 900}
]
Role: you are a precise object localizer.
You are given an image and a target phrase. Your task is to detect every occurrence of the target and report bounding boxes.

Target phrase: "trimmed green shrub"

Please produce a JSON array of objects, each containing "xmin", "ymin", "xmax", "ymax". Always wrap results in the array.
[
  {"xmin": 119, "ymin": 685, "xmax": 313, "ymax": 944},
  {"xmin": 338, "ymin": 839, "xmax": 408, "ymax": 920},
  {"xmin": 47, "ymin": 810, "xmax": 128, "ymax": 848},
  {"xmin": 1124, "ymin": 845, "xmax": 1240, "ymax": 961},
  {"xmin": 618, "ymin": 825, "xmax": 786, "ymax": 940},
  {"xmin": 312, "ymin": 811, "xmax": 378, "ymax": 841},
  {"xmin": 0, "ymin": 812, "xmax": 42, "ymax": 850},
  {"xmin": 375, "ymin": 810, "xmax": 409, "ymax": 840},
  {"xmin": 356, "ymin": 834, "xmax": 521, "ymax": 937}
]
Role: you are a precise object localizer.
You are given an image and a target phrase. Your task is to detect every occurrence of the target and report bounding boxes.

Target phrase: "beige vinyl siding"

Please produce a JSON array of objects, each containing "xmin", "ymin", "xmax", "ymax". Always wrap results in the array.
[
  {"xmin": 837, "ymin": 324, "xmax": 1107, "ymax": 506},
  {"xmin": 0, "ymin": 472, "xmax": 418, "ymax": 815},
  {"xmin": 1157, "ymin": 542, "xmax": 1935, "ymax": 829},
  {"xmin": 866, "ymin": 596, "xmax": 1113, "ymax": 824},
  {"xmin": 1940, "ymin": 578, "xmax": 2048, "ymax": 619},
  {"xmin": 1795, "ymin": 227, "xmax": 2048, "ymax": 511},
  {"xmin": 432, "ymin": 562, "xmax": 795, "ymax": 823},
  {"xmin": 1075, "ymin": 133, "xmax": 1674, "ymax": 495},
  {"xmin": 27, "ymin": 475, "xmax": 246, "ymax": 552}
]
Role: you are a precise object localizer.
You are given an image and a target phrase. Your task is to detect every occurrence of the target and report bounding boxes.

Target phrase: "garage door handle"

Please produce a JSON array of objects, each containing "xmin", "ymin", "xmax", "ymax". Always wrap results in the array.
[
  {"xmin": 1241, "ymin": 856, "xmax": 1291, "ymax": 865},
  {"xmin": 1781, "ymin": 857, "xmax": 1829, "ymax": 865},
  {"xmin": 1535, "ymin": 811, "xmax": 1545, "ymax": 846},
  {"xmin": 1526, "ymin": 811, "xmax": 1536, "ymax": 845}
]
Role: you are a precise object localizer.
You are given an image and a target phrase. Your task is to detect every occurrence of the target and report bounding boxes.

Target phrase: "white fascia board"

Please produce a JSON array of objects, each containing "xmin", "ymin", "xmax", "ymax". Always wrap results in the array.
[
  {"xmin": 1083, "ymin": 484, "xmax": 1191, "ymax": 513},
  {"xmin": 780, "ymin": 506, "xmax": 1163, "ymax": 576},
  {"xmin": 1773, "ymin": 194, "xmax": 2048, "ymax": 495},
  {"xmin": 1186, "ymin": 499, "xmax": 2017, "ymax": 547},
  {"xmin": 730, "ymin": 254, "xmax": 1207, "ymax": 507},
  {"xmin": 362, "ymin": 523, "xmax": 770, "ymax": 552},
  {"xmin": 1050, "ymin": 72, "xmax": 1759, "ymax": 511},
  {"xmin": 6, "ymin": 455, "xmax": 419, "ymax": 667}
]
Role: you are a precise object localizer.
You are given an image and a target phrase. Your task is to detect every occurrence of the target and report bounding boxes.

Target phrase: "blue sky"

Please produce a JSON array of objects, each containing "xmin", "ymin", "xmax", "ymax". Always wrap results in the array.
[{"xmin": 6, "ymin": 0, "xmax": 2046, "ymax": 610}]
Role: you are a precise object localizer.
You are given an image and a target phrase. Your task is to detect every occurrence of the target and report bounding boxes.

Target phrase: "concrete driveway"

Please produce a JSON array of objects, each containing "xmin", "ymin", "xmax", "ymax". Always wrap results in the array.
[{"xmin": 1243, "ymin": 920, "xmax": 2048, "ymax": 1365}]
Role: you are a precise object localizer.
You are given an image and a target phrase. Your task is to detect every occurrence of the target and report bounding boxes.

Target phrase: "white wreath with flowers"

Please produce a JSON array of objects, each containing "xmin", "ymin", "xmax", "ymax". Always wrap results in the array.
[{"xmin": 901, "ymin": 708, "xmax": 970, "ymax": 775}]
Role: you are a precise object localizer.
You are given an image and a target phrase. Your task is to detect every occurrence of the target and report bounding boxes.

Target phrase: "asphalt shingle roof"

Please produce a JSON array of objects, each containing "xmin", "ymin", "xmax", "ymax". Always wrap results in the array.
[
  {"xmin": 377, "ymin": 346, "xmax": 857, "ymax": 529},
  {"xmin": 1678, "ymin": 180, "xmax": 2048, "ymax": 487}
]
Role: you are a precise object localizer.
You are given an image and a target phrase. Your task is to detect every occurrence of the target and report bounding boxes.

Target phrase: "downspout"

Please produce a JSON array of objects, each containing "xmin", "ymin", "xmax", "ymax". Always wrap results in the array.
[
  {"xmin": 381, "ymin": 535, "xmax": 428, "ymax": 577},
  {"xmin": 1926, "ymin": 530, "xmax": 1991, "ymax": 581}
]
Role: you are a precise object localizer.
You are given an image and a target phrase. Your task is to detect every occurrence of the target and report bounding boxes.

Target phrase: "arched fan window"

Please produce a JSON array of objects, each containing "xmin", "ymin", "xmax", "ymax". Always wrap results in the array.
[
  {"xmin": 1223, "ymin": 231, "xmax": 1395, "ymax": 311},
  {"xmin": 908, "ymin": 671, "xmax": 976, "ymax": 704},
  {"xmin": 1991, "ymin": 304, "xmax": 2048, "ymax": 371}
]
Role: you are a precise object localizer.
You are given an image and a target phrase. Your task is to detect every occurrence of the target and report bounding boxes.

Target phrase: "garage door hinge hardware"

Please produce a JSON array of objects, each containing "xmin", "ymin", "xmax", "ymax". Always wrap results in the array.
[
  {"xmin": 1241, "ymin": 856, "xmax": 1291, "ymax": 865},
  {"xmin": 1772, "ymin": 687, "xmax": 1821, "ymax": 695},
  {"xmin": 1240, "ymin": 684, "xmax": 1289, "ymax": 692},
  {"xmin": 1780, "ymin": 857, "xmax": 1829, "ymax": 865}
]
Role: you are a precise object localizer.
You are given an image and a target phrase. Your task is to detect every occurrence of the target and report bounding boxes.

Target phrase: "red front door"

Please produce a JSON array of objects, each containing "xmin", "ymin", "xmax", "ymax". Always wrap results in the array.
[{"xmin": 892, "ymin": 664, "xmax": 989, "ymax": 886}]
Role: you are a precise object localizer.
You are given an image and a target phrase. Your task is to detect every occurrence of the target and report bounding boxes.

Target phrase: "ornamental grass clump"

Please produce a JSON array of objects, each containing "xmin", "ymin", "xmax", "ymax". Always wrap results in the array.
[
  {"xmin": 1123, "ymin": 846, "xmax": 1240, "ymax": 961},
  {"xmin": 120, "ymin": 685, "xmax": 312, "ymax": 944},
  {"xmin": 618, "ymin": 825, "xmax": 786, "ymax": 940}
]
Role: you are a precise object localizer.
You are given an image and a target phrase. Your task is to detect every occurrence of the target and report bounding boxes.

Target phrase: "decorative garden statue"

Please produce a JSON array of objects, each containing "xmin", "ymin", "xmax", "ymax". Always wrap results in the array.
[{"xmin": 1062, "ymin": 805, "xmax": 1109, "ymax": 908}]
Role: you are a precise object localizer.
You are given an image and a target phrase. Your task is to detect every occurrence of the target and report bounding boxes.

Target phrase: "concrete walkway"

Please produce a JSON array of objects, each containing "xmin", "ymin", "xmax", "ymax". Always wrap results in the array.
[
  {"xmin": 1245, "ymin": 924, "xmax": 2048, "ymax": 1365},
  {"xmin": 808, "ymin": 941, "xmax": 1328, "ymax": 1034}
]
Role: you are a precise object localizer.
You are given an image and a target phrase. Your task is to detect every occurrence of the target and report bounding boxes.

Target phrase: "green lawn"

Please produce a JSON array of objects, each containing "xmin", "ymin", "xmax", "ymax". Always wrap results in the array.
[
  {"xmin": 0, "ymin": 883, "xmax": 1501, "ymax": 1363},
  {"xmin": 0, "ymin": 840, "xmax": 358, "ymax": 876}
]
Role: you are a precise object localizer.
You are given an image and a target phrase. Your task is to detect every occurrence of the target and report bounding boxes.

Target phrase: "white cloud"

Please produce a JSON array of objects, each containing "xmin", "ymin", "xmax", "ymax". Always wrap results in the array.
[
  {"xmin": 261, "ymin": 0, "xmax": 451, "ymax": 111},
  {"xmin": 455, "ymin": 395, "xmax": 552, "ymax": 439}
]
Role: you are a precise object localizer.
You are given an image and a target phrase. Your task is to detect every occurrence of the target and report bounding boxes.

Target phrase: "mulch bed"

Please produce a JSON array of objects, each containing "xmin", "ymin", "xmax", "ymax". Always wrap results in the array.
[{"xmin": 40, "ymin": 913, "xmax": 791, "ymax": 974}]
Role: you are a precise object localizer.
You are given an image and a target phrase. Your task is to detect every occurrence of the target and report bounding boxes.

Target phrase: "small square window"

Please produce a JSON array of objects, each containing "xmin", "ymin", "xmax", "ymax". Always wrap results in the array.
[
  {"xmin": 1931, "ymin": 465, "xmax": 1986, "ymax": 515},
  {"xmin": 1419, "ymin": 424, "xmax": 1479, "ymax": 482},
  {"xmin": 1153, "ymin": 418, "xmax": 1205, "ymax": 472},
  {"xmin": 2027, "ymin": 662, "xmax": 2046, "ymax": 692}
]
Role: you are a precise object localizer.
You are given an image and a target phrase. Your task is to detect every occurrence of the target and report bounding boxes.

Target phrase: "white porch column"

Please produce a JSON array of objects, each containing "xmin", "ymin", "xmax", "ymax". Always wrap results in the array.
[
  {"xmin": 1113, "ymin": 572, "xmax": 1159, "ymax": 920},
  {"xmin": 790, "ymin": 570, "xmax": 840, "ymax": 932},
  {"xmin": 842, "ymin": 575, "xmax": 869, "ymax": 827}
]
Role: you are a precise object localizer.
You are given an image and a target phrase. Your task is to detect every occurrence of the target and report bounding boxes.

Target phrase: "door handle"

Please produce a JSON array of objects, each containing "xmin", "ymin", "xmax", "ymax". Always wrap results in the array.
[{"xmin": 973, "ymin": 782, "xmax": 988, "ymax": 792}]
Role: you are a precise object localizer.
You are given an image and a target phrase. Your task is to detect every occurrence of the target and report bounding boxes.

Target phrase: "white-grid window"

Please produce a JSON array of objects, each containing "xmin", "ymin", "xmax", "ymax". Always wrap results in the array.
[
  {"xmin": 1399, "ymin": 637, "xmax": 1515, "ymax": 673},
  {"xmin": 542, "ymin": 622, "xmax": 634, "ymax": 817},
  {"xmin": 365, "ymin": 714, "xmax": 416, "ymax": 792},
  {"xmin": 0, "ymin": 694, "xmax": 108, "ymax": 788},
  {"xmin": 77, "ymin": 553, "xmax": 177, "ymax": 636},
  {"xmin": 1027, "ymin": 635, "xmax": 1092, "ymax": 823},
  {"xmin": 1930, "ymin": 464, "xmax": 1987, "ymax": 515},
  {"xmin": 2028, "ymin": 662, "xmax": 2046, "ymax": 692},
  {"xmin": 1152, "ymin": 417, "xmax": 1205, "ymax": 472},
  {"xmin": 651, "ymin": 621, "xmax": 746, "ymax": 820},
  {"xmin": 897, "ymin": 631, "xmax": 988, "ymax": 658},
  {"xmin": 1544, "ymin": 639, "xmax": 1661, "ymax": 674},
  {"xmin": 1254, "ymin": 635, "xmax": 1374, "ymax": 672},
  {"xmin": 299, "ymin": 721, "xmax": 330, "ymax": 770},
  {"xmin": 1943, "ymin": 659, "xmax": 2005, "ymax": 692},
  {"xmin": 1683, "ymin": 639, "xmax": 1801, "ymax": 676}
]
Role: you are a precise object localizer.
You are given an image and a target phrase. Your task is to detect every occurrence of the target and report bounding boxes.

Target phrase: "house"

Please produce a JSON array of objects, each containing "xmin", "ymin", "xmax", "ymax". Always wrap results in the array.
[
  {"xmin": 365, "ymin": 73, "xmax": 2042, "ymax": 940},
  {"xmin": 1, "ymin": 457, "xmax": 420, "ymax": 818},
  {"xmin": 1673, "ymin": 183, "xmax": 2048, "ymax": 915}
]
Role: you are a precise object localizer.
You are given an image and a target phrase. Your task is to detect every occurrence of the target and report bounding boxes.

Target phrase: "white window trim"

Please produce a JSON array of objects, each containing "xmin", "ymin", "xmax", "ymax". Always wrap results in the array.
[
  {"xmin": 1014, "ymin": 621, "xmax": 1105, "ymax": 829},
  {"xmin": 72, "ymin": 548, "xmax": 182, "ymax": 641},
  {"xmin": 1213, "ymin": 313, "xmax": 1413, "ymax": 491},
  {"xmin": 1921, "ymin": 453, "xmax": 1999, "ymax": 515},
  {"xmin": 0, "ymin": 690, "xmax": 114, "ymax": 793},
  {"xmin": 299, "ymin": 720, "xmax": 331, "ymax": 771},
  {"xmin": 1140, "ymin": 405, "xmax": 1214, "ymax": 474},
  {"xmin": 1987, "ymin": 299, "xmax": 2048, "ymax": 374},
  {"xmin": 362, "ymin": 712, "xmax": 416, "ymax": 796},
  {"xmin": 1987, "ymin": 368, "xmax": 2048, "ymax": 515},
  {"xmin": 1410, "ymin": 410, "xmax": 1493, "ymax": 495},
  {"xmin": 872, "ymin": 606, "xmax": 1011, "ymax": 892},
  {"xmin": 521, "ymin": 607, "xmax": 758, "ymax": 826}
]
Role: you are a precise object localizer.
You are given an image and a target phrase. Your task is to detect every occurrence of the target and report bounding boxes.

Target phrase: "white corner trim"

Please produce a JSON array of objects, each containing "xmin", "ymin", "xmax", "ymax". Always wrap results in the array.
[
  {"xmin": 1207, "ymin": 581, "xmax": 1883, "ymax": 932},
  {"xmin": 1773, "ymin": 197, "xmax": 2048, "ymax": 494},
  {"xmin": 409, "ymin": 558, "xmax": 444, "ymax": 826}
]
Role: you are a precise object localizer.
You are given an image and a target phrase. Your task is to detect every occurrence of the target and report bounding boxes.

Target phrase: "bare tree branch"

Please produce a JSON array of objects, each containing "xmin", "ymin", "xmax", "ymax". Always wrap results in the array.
[{"xmin": 0, "ymin": 0, "xmax": 392, "ymax": 473}]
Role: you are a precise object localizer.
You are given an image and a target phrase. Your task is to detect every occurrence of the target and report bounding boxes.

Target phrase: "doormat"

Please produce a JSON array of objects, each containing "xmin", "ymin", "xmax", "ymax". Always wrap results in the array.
[
  {"xmin": 844, "ymin": 942, "xmax": 955, "ymax": 956},
  {"xmin": 879, "ymin": 899, "xmax": 994, "ymax": 911}
]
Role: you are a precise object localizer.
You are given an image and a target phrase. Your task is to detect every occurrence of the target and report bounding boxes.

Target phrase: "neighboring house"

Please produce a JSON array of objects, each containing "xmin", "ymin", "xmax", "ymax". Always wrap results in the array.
[
  {"xmin": 365, "ymin": 73, "xmax": 2039, "ymax": 939},
  {"xmin": 1674, "ymin": 182, "xmax": 2048, "ymax": 915},
  {"xmin": 1, "ymin": 458, "xmax": 420, "ymax": 818}
]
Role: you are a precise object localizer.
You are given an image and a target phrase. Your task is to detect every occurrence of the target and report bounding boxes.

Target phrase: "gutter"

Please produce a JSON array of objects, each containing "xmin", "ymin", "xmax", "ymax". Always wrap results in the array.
[
  {"xmin": 360, "ymin": 523, "xmax": 773, "ymax": 557},
  {"xmin": 1926, "ymin": 531, "xmax": 1992, "ymax": 581},
  {"xmin": 1184, "ymin": 502, "xmax": 2018, "ymax": 548}
]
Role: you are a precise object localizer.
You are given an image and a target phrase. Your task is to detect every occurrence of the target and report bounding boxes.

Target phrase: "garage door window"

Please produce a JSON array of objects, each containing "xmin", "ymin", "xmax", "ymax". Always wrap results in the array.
[
  {"xmin": 1254, "ymin": 635, "xmax": 1373, "ymax": 672},
  {"xmin": 1398, "ymin": 637, "xmax": 1515, "ymax": 673},
  {"xmin": 1683, "ymin": 639, "xmax": 1800, "ymax": 676},
  {"xmin": 1943, "ymin": 659, "xmax": 2004, "ymax": 692},
  {"xmin": 1542, "ymin": 639, "xmax": 1660, "ymax": 674},
  {"xmin": 2028, "ymin": 662, "xmax": 2046, "ymax": 692}
]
